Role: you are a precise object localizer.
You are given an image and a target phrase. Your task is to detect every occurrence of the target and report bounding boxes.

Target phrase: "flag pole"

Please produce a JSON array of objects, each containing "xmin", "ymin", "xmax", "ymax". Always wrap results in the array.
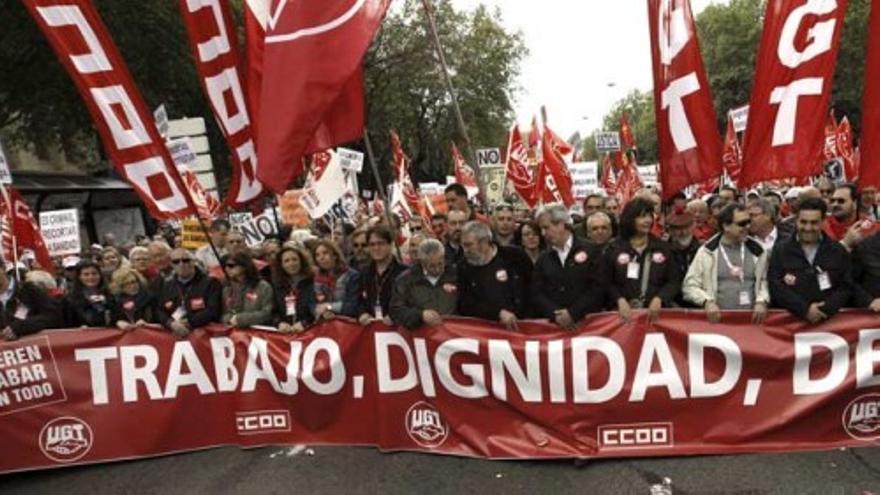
[
  {"xmin": 0, "ymin": 183, "xmax": 20, "ymax": 282},
  {"xmin": 419, "ymin": 0, "xmax": 489, "ymax": 207}
]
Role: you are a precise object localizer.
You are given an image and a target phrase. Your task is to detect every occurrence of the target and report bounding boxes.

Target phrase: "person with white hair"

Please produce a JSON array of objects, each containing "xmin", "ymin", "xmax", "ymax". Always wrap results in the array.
[
  {"xmin": 531, "ymin": 204, "xmax": 606, "ymax": 329},
  {"xmin": 389, "ymin": 239, "xmax": 458, "ymax": 329}
]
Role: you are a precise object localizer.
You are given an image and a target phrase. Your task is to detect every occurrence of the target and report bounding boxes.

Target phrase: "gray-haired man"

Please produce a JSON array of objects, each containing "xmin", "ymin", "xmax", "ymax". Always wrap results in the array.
[{"xmin": 390, "ymin": 239, "xmax": 458, "ymax": 329}]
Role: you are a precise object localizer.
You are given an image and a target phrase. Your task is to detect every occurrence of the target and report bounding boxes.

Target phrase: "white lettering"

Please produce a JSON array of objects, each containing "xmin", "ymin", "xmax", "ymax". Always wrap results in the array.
[
  {"xmin": 630, "ymin": 334, "xmax": 686, "ymax": 401},
  {"xmin": 769, "ymin": 78, "xmax": 824, "ymax": 146},
  {"xmin": 488, "ymin": 340, "xmax": 542, "ymax": 402},
  {"xmin": 572, "ymin": 337, "xmax": 625, "ymax": 403},
  {"xmin": 74, "ymin": 347, "xmax": 118, "ymax": 405},
  {"xmin": 375, "ymin": 332, "xmax": 418, "ymax": 393},
  {"xmin": 661, "ymin": 73, "xmax": 700, "ymax": 151},
  {"xmin": 434, "ymin": 338, "xmax": 488, "ymax": 399},
  {"xmin": 778, "ymin": 0, "xmax": 838, "ymax": 68},
  {"xmin": 793, "ymin": 332, "xmax": 849, "ymax": 394},
  {"xmin": 688, "ymin": 334, "xmax": 742, "ymax": 398}
]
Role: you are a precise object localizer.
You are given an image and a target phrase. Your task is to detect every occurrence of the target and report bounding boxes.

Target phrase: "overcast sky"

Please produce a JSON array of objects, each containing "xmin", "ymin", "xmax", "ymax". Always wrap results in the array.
[{"xmin": 449, "ymin": 0, "xmax": 728, "ymax": 140}]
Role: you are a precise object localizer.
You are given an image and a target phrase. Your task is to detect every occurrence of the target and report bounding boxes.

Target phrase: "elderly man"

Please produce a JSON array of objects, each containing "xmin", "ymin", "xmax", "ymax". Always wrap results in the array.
[
  {"xmin": 156, "ymin": 248, "xmax": 222, "ymax": 337},
  {"xmin": 532, "ymin": 204, "xmax": 606, "ymax": 329},
  {"xmin": 195, "ymin": 219, "xmax": 229, "ymax": 269},
  {"xmin": 584, "ymin": 210, "xmax": 615, "ymax": 256},
  {"xmin": 768, "ymin": 198, "xmax": 853, "ymax": 324},
  {"xmin": 666, "ymin": 207, "xmax": 701, "ymax": 286},
  {"xmin": 128, "ymin": 246, "xmax": 152, "ymax": 279},
  {"xmin": 147, "ymin": 240, "xmax": 173, "ymax": 280},
  {"xmin": 390, "ymin": 239, "xmax": 458, "ymax": 329},
  {"xmin": 748, "ymin": 198, "xmax": 789, "ymax": 250},
  {"xmin": 687, "ymin": 199, "xmax": 713, "ymax": 241},
  {"xmin": 0, "ymin": 264, "xmax": 64, "ymax": 341},
  {"xmin": 458, "ymin": 221, "xmax": 531, "ymax": 327}
]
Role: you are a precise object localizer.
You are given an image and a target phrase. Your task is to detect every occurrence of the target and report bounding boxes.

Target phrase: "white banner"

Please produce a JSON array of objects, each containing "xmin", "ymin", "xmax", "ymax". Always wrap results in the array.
[
  {"xmin": 39, "ymin": 209, "xmax": 80, "ymax": 257},
  {"xmin": 233, "ymin": 212, "xmax": 278, "ymax": 247},
  {"xmin": 638, "ymin": 164, "xmax": 659, "ymax": 188},
  {"xmin": 569, "ymin": 162, "xmax": 599, "ymax": 200},
  {"xmin": 301, "ymin": 151, "xmax": 348, "ymax": 219}
]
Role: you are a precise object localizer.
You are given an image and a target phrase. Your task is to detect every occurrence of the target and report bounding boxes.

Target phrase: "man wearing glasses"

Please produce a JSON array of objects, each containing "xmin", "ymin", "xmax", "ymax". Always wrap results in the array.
[
  {"xmin": 825, "ymin": 183, "xmax": 876, "ymax": 244},
  {"xmin": 156, "ymin": 248, "xmax": 222, "ymax": 337}
]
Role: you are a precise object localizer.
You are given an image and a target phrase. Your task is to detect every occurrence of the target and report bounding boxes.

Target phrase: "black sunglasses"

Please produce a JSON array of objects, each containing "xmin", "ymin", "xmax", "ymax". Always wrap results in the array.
[
  {"xmin": 735, "ymin": 220, "xmax": 752, "ymax": 227},
  {"xmin": 225, "ymin": 263, "xmax": 238, "ymax": 268},
  {"xmin": 830, "ymin": 198, "xmax": 848, "ymax": 204},
  {"xmin": 171, "ymin": 259, "xmax": 193, "ymax": 265}
]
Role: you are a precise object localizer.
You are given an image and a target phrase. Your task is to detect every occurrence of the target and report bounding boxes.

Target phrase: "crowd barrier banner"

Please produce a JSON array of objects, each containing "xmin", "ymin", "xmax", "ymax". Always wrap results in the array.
[{"xmin": 2, "ymin": 310, "xmax": 880, "ymax": 473}]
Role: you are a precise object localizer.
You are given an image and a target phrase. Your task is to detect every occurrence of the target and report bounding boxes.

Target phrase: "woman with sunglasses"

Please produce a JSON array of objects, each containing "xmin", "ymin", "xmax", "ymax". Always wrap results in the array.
[
  {"xmin": 604, "ymin": 197, "xmax": 682, "ymax": 324},
  {"xmin": 221, "ymin": 252, "xmax": 275, "ymax": 329},
  {"xmin": 64, "ymin": 260, "xmax": 115, "ymax": 328},
  {"xmin": 683, "ymin": 203, "xmax": 770, "ymax": 324},
  {"xmin": 271, "ymin": 245, "xmax": 316, "ymax": 333},
  {"xmin": 311, "ymin": 239, "xmax": 360, "ymax": 320},
  {"xmin": 109, "ymin": 267, "xmax": 155, "ymax": 331}
]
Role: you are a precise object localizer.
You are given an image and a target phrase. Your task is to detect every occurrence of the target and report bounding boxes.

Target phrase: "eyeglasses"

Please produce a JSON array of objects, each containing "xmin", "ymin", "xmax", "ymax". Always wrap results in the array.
[
  {"xmin": 225, "ymin": 263, "xmax": 239, "ymax": 268},
  {"xmin": 352, "ymin": 243, "xmax": 367, "ymax": 248},
  {"xmin": 820, "ymin": 189, "xmax": 834, "ymax": 195},
  {"xmin": 171, "ymin": 259, "xmax": 193, "ymax": 265},
  {"xmin": 735, "ymin": 220, "xmax": 752, "ymax": 227},
  {"xmin": 830, "ymin": 198, "xmax": 848, "ymax": 204}
]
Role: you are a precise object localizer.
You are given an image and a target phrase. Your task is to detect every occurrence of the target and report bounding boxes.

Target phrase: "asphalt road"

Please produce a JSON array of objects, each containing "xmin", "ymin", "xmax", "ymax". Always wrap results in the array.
[{"xmin": 2, "ymin": 445, "xmax": 880, "ymax": 494}]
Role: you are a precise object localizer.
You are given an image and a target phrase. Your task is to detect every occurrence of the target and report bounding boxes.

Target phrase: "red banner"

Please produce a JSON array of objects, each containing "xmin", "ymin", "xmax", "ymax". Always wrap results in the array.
[
  {"xmin": 22, "ymin": 0, "xmax": 196, "ymax": 220},
  {"xmin": 648, "ymin": 0, "xmax": 723, "ymax": 198},
  {"xmin": 178, "ymin": 0, "xmax": 264, "ymax": 209},
  {"xmin": 740, "ymin": 0, "xmax": 848, "ymax": 187},
  {"xmin": 504, "ymin": 125, "xmax": 538, "ymax": 208},
  {"xmin": 861, "ymin": 1, "xmax": 880, "ymax": 189},
  {"xmin": 451, "ymin": 143, "xmax": 478, "ymax": 189},
  {"xmin": 4, "ymin": 310, "xmax": 880, "ymax": 473},
  {"xmin": 0, "ymin": 186, "xmax": 52, "ymax": 272}
]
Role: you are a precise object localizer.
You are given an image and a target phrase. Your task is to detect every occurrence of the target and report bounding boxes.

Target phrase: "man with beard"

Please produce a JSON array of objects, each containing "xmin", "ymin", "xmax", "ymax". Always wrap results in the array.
[
  {"xmin": 348, "ymin": 228, "xmax": 371, "ymax": 272},
  {"xmin": 665, "ymin": 207, "xmax": 701, "ymax": 292},
  {"xmin": 444, "ymin": 209, "xmax": 467, "ymax": 265},
  {"xmin": 768, "ymin": 198, "xmax": 853, "ymax": 323},
  {"xmin": 824, "ymin": 183, "xmax": 872, "ymax": 243},
  {"xmin": 458, "ymin": 221, "xmax": 532, "ymax": 327}
]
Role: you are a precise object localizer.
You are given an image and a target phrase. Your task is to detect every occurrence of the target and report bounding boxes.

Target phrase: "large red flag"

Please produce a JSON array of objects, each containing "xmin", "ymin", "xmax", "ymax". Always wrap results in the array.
[
  {"xmin": 504, "ymin": 125, "xmax": 538, "ymax": 208},
  {"xmin": 648, "ymin": 0, "xmax": 724, "ymax": 199},
  {"xmin": 22, "ymin": 0, "xmax": 197, "ymax": 220},
  {"xmin": 837, "ymin": 116, "xmax": 858, "ymax": 181},
  {"xmin": 390, "ymin": 131, "xmax": 420, "ymax": 214},
  {"xmin": 179, "ymin": 0, "xmax": 263, "ymax": 209},
  {"xmin": 600, "ymin": 153, "xmax": 618, "ymax": 196},
  {"xmin": 0, "ymin": 186, "xmax": 53, "ymax": 272},
  {"xmin": 243, "ymin": 0, "xmax": 268, "ymax": 133},
  {"xmin": 256, "ymin": 0, "xmax": 391, "ymax": 193},
  {"xmin": 620, "ymin": 113, "xmax": 637, "ymax": 150},
  {"xmin": 861, "ymin": 2, "xmax": 880, "ymax": 189},
  {"xmin": 722, "ymin": 115, "xmax": 742, "ymax": 184},
  {"xmin": 451, "ymin": 143, "xmax": 478, "ymax": 188},
  {"xmin": 537, "ymin": 126, "xmax": 574, "ymax": 207},
  {"xmin": 740, "ymin": 0, "xmax": 848, "ymax": 187},
  {"xmin": 616, "ymin": 153, "xmax": 644, "ymax": 206}
]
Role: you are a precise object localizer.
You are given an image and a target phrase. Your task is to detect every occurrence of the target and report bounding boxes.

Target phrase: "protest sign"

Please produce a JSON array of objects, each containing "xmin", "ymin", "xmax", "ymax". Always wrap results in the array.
[
  {"xmin": 595, "ymin": 132, "xmax": 621, "ymax": 153},
  {"xmin": 38, "ymin": 209, "xmax": 80, "ymax": 257},
  {"xmin": 569, "ymin": 162, "xmax": 599, "ymax": 200},
  {"xmin": 181, "ymin": 219, "xmax": 208, "ymax": 249},
  {"xmin": 233, "ymin": 212, "xmax": 278, "ymax": 247}
]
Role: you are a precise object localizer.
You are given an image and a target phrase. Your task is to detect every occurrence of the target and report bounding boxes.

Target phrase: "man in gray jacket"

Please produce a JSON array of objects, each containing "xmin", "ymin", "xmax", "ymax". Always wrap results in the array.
[{"xmin": 390, "ymin": 239, "xmax": 458, "ymax": 329}]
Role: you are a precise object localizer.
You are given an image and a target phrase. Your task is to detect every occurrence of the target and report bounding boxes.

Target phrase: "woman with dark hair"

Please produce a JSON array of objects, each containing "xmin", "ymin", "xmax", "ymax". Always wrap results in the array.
[
  {"xmin": 604, "ymin": 197, "xmax": 682, "ymax": 323},
  {"xmin": 64, "ymin": 260, "xmax": 115, "ymax": 327},
  {"xmin": 271, "ymin": 245, "xmax": 316, "ymax": 333},
  {"xmin": 357, "ymin": 226, "xmax": 407, "ymax": 326},
  {"xmin": 222, "ymin": 252, "xmax": 275, "ymax": 328},
  {"xmin": 109, "ymin": 267, "xmax": 156, "ymax": 331},
  {"xmin": 516, "ymin": 221, "xmax": 545, "ymax": 264},
  {"xmin": 311, "ymin": 239, "xmax": 360, "ymax": 320}
]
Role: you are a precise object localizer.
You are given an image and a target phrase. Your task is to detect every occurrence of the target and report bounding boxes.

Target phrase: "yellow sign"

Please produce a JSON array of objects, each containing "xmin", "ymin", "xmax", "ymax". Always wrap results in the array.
[
  {"xmin": 278, "ymin": 190, "xmax": 311, "ymax": 228},
  {"xmin": 181, "ymin": 219, "xmax": 208, "ymax": 250}
]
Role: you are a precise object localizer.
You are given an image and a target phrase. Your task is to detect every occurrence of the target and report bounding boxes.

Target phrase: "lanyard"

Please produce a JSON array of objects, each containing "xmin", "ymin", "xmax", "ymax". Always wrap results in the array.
[
  {"xmin": 719, "ymin": 242, "xmax": 746, "ymax": 283},
  {"xmin": 372, "ymin": 263, "xmax": 394, "ymax": 305}
]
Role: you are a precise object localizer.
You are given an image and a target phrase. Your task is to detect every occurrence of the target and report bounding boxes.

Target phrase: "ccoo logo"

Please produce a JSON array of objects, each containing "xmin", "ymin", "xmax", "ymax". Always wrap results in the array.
[
  {"xmin": 266, "ymin": 0, "xmax": 367, "ymax": 44},
  {"xmin": 406, "ymin": 401, "xmax": 448, "ymax": 449},
  {"xmin": 39, "ymin": 417, "xmax": 94, "ymax": 463},
  {"xmin": 843, "ymin": 394, "xmax": 880, "ymax": 441}
]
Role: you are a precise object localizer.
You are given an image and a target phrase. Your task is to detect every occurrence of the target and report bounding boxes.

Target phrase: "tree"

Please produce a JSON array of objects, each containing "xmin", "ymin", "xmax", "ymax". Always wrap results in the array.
[
  {"xmin": 601, "ymin": 90, "xmax": 658, "ymax": 164},
  {"xmin": 363, "ymin": 0, "xmax": 526, "ymax": 188}
]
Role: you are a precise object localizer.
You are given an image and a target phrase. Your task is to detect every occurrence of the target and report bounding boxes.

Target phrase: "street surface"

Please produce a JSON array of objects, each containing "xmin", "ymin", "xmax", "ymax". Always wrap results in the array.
[{"xmin": 2, "ymin": 444, "xmax": 880, "ymax": 494}]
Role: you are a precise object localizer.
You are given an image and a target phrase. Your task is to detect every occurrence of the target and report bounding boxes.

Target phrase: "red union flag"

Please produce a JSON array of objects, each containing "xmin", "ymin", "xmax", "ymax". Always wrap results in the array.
[
  {"xmin": 722, "ymin": 115, "xmax": 742, "ymax": 184},
  {"xmin": 536, "ymin": 126, "xmax": 574, "ymax": 207},
  {"xmin": 390, "ymin": 131, "xmax": 420, "ymax": 213},
  {"xmin": 647, "ymin": 0, "xmax": 723, "ymax": 199},
  {"xmin": 22, "ymin": 0, "xmax": 196, "ymax": 220},
  {"xmin": 0, "ymin": 186, "xmax": 53, "ymax": 272},
  {"xmin": 256, "ymin": 0, "xmax": 391, "ymax": 192},
  {"xmin": 861, "ymin": 2, "xmax": 880, "ymax": 189},
  {"xmin": 504, "ymin": 125, "xmax": 538, "ymax": 207},
  {"xmin": 179, "ymin": 0, "xmax": 263, "ymax": 209},
  {"xmin": 740, "ymin": 0, "xmax": 848, "ymax": 187},
  {"xmin": 451, "ymin": 143, "xmax": 478, "ymax": 188}
]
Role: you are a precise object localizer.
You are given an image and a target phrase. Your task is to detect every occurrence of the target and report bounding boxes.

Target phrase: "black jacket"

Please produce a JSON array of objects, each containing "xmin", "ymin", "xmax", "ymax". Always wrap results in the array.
[
  {"xmin": 64, "ymin": 288, "xmax": 116, "ymax": 327},
  {"xmin": 111, "ymin": 290, "xmax": 156, "ymax": 325},
  {"xmin": 603, "ymin": 237, "xmax": 682, "ymax": 308},
  {"xmin": 458, "ymin": 245, "xmax": 532, "ymax": 320},
  {"xmin": 850, "ymin": 231, "xmax": 880, "ymax": 306},
  {"xmin": 272, "ymin": 276, "xmax": 316, "ymax": 326},
  {"xmin": 1, "ymin": 281, "xmax": 64, "ymax": 337},
  {"xmin": 670, "ymin": 237, "xmax": 702, "ymax": 307},
  {"xmin": 156, "ymin": 270, "xmax": 222, "ymax": 329},
  {"xmin": 768, "ymin": 234, "xmax": 853, "ymax": 319},
  {"xmin": 531, "ymin": 235, "xmax": 606, "ymax": 321},
  {"xmin": 390, "ymin": 264, "xmax": 458, "ymax": 329},
  {"xmin": 357, "ymin": 259, "xmax": 408, "ymax": 318}
]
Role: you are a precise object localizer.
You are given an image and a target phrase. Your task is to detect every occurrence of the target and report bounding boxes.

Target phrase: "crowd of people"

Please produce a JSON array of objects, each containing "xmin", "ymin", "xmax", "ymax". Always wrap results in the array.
[{"xmin": 3, "ymin": 179, "xmax": 880, "ymax": 341}]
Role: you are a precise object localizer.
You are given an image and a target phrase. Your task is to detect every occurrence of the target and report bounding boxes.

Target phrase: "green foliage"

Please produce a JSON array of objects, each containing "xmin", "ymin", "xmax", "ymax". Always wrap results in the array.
[
  {"xmin": 364, "ymin": 0, "xmax": 525, "ymax": 186},
  {"xmin": 601, "ymin": 90, "xmax": 658, "ymax": 164}
]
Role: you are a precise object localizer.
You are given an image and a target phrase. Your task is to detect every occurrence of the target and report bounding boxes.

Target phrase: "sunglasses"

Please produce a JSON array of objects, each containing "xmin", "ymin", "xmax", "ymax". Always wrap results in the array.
[
  {"xmin": 820, "ymin": 189, "xmax": 834, "ymax": 195},
  {"xmin": 735, "ymin": 220, "xmax": 752, "ymax": 227},
  {"xmin": 352, "ymin": 243, "xmax": 367, "ymax": 248},
  {"xmin": 171, "ymin": 259, "xmax": 193, "ymax": 265},
  {"xmin": 830, "ymin": 198, "xmax": 848, "ymax": 204},
  {"xmin": 225, "ymin": 263, "xmax": 239, "ymax": 268}
]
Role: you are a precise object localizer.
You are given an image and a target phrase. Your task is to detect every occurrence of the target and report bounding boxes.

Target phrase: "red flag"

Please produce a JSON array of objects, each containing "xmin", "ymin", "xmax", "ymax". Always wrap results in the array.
[
  {"xmin": 837, "ymin": 116, "xmax": 858, "ymax": 180},
  {"xmin": 620, "ymin": 113, "xmax": 636, "ymax": 150},
  {"xmin": 0, "ymin": 186, "xmax": 53, "ymax": 272},
  {"xmin": 256, "ymin": 0, "xmax": 390, "ymax": 193},
  {"xmin": 647, "ymin": 0, "xmax": 724, "ymax": 199},
  {"xmin": 722, "ymin": 115, "xmax": 743, "ymax": 184},
  {"xmin": 616, "ymin": 153, "xmax": 644, "ymax": 206},
  {"xmin": 451, "ymin": 143, "xmax": 478, "ymax": 188},
  {"xmin": 824, "ymin": 110, "xmax": 839, "ymax": 161},
  {"xmin": 504, "ymin": 125, "xmax": 538, "ymax": 207},
  {"xmin": 179, "ymin": 0, "xmax": 263, "ymax": 209},
  {"xmin": 22, "ymin": 0, "xmax": 197, "ymax": 220},
  {"xmin": 243, "ymin": 0, "xmax": 268, "ymax": 133},
  {"xmin": 390, "ymin": 131, "xmax": 420, "ymax": 213},
  {"xmin": 861, "ymin": 2, "xmax": 880, "ymax": 189},
  {"xmin": 740, "ymin": 0, "xmax": 848, "ymax": 187},
  {"xmin": 600, "ymin": 154, "xmax": 618, "ymax": 196},
  {"xmin": 537, "ymin": 126, "xmax": 575, "ymax": 207}
]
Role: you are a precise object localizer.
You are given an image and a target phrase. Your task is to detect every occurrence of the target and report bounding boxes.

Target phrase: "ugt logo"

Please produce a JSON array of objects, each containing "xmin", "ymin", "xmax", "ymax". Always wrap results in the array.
[
  {"xmin": 39, "ymin": 417, "xmax": 94, "ymax": 463},
  {"xmin": 406, "ymin": 401, "xmax": 448, "ymax": 449}
]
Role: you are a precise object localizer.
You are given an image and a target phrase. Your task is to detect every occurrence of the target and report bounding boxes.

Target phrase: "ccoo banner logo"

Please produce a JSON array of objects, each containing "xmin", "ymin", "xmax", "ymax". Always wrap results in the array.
[{"xmin": 39, "ymin": 417, "xmax": 93, "ymax": 463}]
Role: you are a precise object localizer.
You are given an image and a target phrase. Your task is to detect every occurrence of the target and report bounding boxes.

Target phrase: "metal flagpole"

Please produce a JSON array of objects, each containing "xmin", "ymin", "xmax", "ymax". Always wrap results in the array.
[{"xmin": 419, "ymin": 0, "xmax": 489, "ymax": 207}]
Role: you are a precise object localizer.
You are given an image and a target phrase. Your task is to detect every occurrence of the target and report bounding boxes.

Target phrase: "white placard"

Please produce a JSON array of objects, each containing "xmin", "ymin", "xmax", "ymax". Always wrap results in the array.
[
  {"xmin": 729, "ymin": 105, "xmax": 749, "ymax": 133},
  {"xmin": 233, "ymin": 212, "xmax": 278, "ymax": 247},
  {"xmin": 301, "ymin": 151, "xmax": 348, "ymax": 219},
  {"xmin": 154, "ymin": 104, "xmax": 169, "ymax": 139},
  {"xmin": 595, "ymin": 132, "xmax": 621, "ymax": 153},
  {"xmin": 228, "ymin": 212, "xmax": 254, "ymax": 230},
  {"xmin": 0, "ymin": 141, "xmax": 11, "ymax": 184},
  {"xmin": 638, "ymin": 164, "xmax": 659, "ymax": 188},
  {"xmin": 166, "ymin": 137, "xmax": 198, "ymax": 168},
  {"xmin": 337, "ymin": 147, "xmax": 364, "ymax": 173},
  {"xmin": 476, "ymin": 148, "xmax": 502, "ymax": 166},
  {"xmin": 39, "ymin": 209, "xmax": 80, "ymax": 257},
  {"xmin": 569, "ymin": 161, "xmax": 599, "ymax": 200}
]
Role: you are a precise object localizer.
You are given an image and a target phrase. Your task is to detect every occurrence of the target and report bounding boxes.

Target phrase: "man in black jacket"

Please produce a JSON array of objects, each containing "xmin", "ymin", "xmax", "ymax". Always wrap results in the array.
[
  {"xmin": 0, "ymin": 266, "xmax": 64, "ymax": 340},
  {"xmin": 155, "ymin": 248, "xmax": 222, "ymax": 337},
  {"xmin": 768, "ymin": 198, "xmax": 853, "ymax": 323},
  {"xmin": 532, "ymin": 204, "xmax": 606, "ymax": 329},
  {"xmin": 458, "ymin": 221, "xmax": 532, "ymax": 328},
  {"xmin": 851, "ymin": 230, "xmax": 880, "ymax": 310}
]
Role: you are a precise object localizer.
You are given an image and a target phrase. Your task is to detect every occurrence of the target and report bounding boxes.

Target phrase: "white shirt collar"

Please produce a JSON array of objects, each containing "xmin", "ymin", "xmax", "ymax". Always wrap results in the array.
[{"xmin": 553, "ymin": 234, "xmax": 573, "ymax": 263}]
